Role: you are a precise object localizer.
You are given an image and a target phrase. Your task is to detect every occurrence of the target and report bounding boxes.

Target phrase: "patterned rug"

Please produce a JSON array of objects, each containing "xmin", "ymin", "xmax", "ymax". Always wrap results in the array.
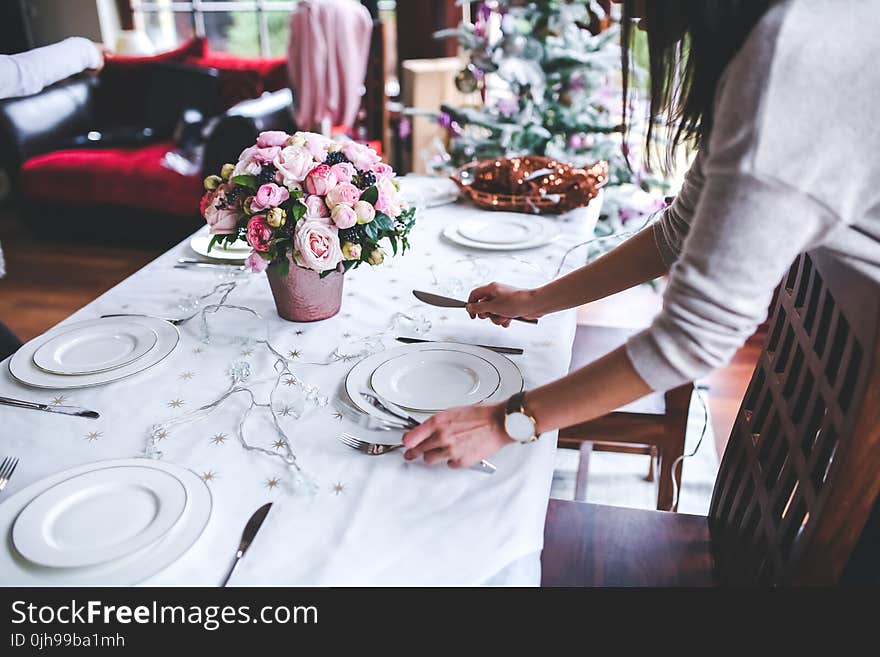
[{"xmin": 550, "ymin": 389, "xmax": 719, "ymax": 515}]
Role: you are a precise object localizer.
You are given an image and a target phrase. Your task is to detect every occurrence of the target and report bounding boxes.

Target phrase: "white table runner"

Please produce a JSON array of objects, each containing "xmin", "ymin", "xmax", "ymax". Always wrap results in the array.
[{"xmin": 0, "ymin": 189, "xmax": 594, "ymax": 585}]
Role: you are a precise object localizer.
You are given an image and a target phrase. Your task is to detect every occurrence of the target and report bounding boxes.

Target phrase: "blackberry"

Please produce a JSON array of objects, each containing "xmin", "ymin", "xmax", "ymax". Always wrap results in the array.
[
  {"xmin": 338, "ymin": 225, "xmax": 366, "ymax": 244},
  {"xmin": 324, "ymin": 151, "xmax": 350, "ymax": 166},
  {"xmin": 256, "ymin": 165, "xmax": 277, "ymax": 186},
  {"xmin": 357, "ymin": 171, "xmax": 376, "ymax": 190},
  {"xmin": 225, "ymin": 185, "xmax": 245, "ymax": 208}
]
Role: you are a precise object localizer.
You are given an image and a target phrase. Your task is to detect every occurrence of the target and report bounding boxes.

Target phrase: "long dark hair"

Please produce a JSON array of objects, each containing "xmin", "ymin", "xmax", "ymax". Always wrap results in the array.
[{"xmin": 621, "ymin": 0, "xmax": 777, "ymax": 172}]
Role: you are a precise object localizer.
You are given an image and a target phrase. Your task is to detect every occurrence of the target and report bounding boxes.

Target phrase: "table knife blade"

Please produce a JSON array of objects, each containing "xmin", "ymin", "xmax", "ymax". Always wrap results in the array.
[
  {"xmin": 396, "ymin": 336, "xmax": 523, "ymax": 355},
  {"xmin": 411, "ymin": 290, "xmax": 538, "ymax": 324},
  {"xmin": 0, "ymin": 396, "xmax": 99, "ymax": 419},
  {"xmin": 220, "ymin": 502, "xmax": 273, "ymax": 587}
]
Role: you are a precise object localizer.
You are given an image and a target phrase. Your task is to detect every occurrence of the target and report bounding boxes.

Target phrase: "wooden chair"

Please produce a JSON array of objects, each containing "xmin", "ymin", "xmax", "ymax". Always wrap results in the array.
[
  {"xmin": 559, "ymin": 325, "xmax": 694, "ymax": 511},
  {"xmin": 542, "ymin": 251, "xmax": 880, "ymax": 586}
]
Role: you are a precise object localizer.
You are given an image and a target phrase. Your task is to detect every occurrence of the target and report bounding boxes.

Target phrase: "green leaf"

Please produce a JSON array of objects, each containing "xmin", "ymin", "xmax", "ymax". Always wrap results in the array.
[
  {"xmin": 363, "ymin": 220, "xmax": 381, "ymax": 241},
  {"xmin": 292, "ymin": 200, "xmax": 307, "ymax": 223},
  {"xmin": 388, "ymin": 234, "xmax": 398, "ymax": 256},
  {"xmin": 207, "ymin": 235, "xmax": 220, "ymax": 253},
  {"xmin": 360, "ymin": 185, "xmax": 379, "ymax": 205},
  {"xmin": 232, "ymin": 174, "xmax": 258, "ymax": 189},
  {"xmin": 373, "ymin": 212, "xmax": 393, "ymax": 232}
]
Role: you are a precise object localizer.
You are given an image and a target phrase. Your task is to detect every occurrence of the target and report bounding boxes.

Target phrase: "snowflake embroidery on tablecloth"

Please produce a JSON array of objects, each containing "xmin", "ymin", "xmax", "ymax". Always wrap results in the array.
[
  {"xmin": 272, "ymin": 439, "xmax": 288, "ymax": 450},
  {"xmin": 331, "ymin": 482, "xmax": 347, "ymax": 495},
  {"xmin": 179, "ymin": 371, "xmax": 195, "ymax": 380},
  {"xmin": 265, "ymin": 477, "xmax": 281, "ymax": 490},
  {"xmin": 155, "ymin": 429, "xmax": 169, "ymax": 441},
  {"xmin": 50, "ymin": 395, "xmax": 68, "ymax": 406},
  {"xmin": 201, "ymin": 470, "xmax": 218, "ymax": 482},
  {"xmin": 84, "ymin": 431, "xmax": 102, "ymax": 442},
  {"xmin": 240, "ymin": 348, "xmax": 254, "ymax": 357},
  {"xmin": 287, "ymin": 350, "xmax": 301, "ymax": 359},
  {"xmin": 277, "ymin": 405, "xmax": 295, "ymax": 417},
  {"xmin": 283, "ymin": 377, "xmax": 297, "ymax": 386},
  {"xmin": 168, "ymin": 398, "xmax": 185, "ymax": 408},
  {"xmin": 210, "ymin": 433, "xmax": 227, "ymax": 445}
]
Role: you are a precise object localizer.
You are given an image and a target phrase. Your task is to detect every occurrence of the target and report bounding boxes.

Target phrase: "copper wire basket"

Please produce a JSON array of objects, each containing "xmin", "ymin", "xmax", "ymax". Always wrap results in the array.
[{"xmin": 451, "ymin": 156, "xmax": 608, "ymax": 214}]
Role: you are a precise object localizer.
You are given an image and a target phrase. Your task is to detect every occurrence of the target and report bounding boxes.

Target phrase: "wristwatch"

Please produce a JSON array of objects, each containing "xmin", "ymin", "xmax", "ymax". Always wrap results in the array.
[{"xmin": 504, "ymin": 391, "xmax": 540, "ymax": 444}]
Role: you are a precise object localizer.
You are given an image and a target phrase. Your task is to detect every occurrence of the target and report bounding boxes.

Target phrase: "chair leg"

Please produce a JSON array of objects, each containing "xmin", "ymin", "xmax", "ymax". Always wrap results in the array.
[
  {"xmin": 646, "ymin": 445, "xmax": 657, "ymax": 482},
  {"xmin": 573, "ymin": 442, "xmax": 593, "ymax": 502}
]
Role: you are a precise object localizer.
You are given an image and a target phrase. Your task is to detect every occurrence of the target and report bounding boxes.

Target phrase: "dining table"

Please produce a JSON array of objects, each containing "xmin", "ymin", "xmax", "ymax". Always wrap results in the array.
[{"xmin": 0, "ymin": 177, "xmax": 600, "ymax": 586}]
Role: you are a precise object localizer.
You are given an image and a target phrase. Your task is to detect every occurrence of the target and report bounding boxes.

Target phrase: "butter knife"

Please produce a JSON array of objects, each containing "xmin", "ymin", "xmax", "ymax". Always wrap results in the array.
[
  {"xmin": 220, "ymin": 502, "xmax": 273, "ymax": 587},
  {"xmin": 396, "ymin": 336, "xmax": 523, "ymax": 355},
  {"xmin": 412, "ymin": 290, "xmax": 538, "ymax": 324},
  {"xmin": 0, "ymin": 396, "xmax": 99, "ymax": 419}
]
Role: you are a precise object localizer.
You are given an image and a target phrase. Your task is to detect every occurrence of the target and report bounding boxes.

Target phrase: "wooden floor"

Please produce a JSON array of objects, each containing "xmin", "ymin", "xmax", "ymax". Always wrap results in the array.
[{"xmin": 0, "ymin": 205, "xmax": 759, "ymax": 458}]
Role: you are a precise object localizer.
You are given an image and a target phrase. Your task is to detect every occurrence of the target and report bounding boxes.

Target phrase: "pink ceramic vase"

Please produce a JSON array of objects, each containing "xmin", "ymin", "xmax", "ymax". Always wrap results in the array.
[{"xmin": 266, "ymin": 256, "xmax": 344, "ymax": 322}]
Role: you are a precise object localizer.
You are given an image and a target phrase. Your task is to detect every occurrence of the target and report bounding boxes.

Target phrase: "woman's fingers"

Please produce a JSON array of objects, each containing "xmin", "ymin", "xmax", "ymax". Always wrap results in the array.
[
  {"xmin": 401, "ymin": 416, "xmax": 438, "ymax": 450},
  {"xmin": 468, "ymin": 283, "xmax": 497, "ymax": 304}
]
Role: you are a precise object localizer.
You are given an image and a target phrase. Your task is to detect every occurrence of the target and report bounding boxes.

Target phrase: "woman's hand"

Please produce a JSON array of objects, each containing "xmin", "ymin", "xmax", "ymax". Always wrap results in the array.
[
  {"xmin": 466, "ymin": 283, "xmax": 544, "ymax": 328},
  {"xmin": 402, "ymin": 402, "xmax": 514, "ymax": 468}
]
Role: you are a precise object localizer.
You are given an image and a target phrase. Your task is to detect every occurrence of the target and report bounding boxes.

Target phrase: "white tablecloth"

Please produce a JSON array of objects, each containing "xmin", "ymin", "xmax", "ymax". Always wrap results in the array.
[{"xmin": 0, "ymin": 190, "xmax": 594, "ymax": 586}]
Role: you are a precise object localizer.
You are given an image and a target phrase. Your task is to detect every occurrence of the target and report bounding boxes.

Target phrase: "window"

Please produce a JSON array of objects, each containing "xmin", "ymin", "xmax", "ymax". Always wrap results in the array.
[{"xmin": 131, "ymin": 1, "xmax": 297, "ymax": 58}]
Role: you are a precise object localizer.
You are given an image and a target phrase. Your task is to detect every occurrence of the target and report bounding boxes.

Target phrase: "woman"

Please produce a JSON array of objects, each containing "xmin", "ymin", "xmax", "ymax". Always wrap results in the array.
[{"xmin": 402, "ymin": 0, "xmax": 880, "ymax": 467}]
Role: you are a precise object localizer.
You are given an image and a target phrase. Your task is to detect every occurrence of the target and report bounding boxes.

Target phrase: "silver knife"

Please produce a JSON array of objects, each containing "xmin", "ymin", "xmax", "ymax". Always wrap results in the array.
[
  {"xmin": 220, "ymin": 502, "xmax": 273, "ymax": 587},
  {"xmin": 396, "ymin": 336, "xmax": 523, "ymax": 355},
  {"xmin": 360, "ymin": 390, "xmax": 497, "ymax": 475},
  {"xmin": 175, "ymin": 261, "xmax": 245, "ymax": 271},
  {"xmin": 0, "ymin": 396, "xmax": 99, "ymax": 419},
  {"xmin": 178, "ymin": 258, "xmax": 244, "ymax": 267},
  {"xmin": 412, "ymin": 290, "xmax": 538, "ymax": 324}
]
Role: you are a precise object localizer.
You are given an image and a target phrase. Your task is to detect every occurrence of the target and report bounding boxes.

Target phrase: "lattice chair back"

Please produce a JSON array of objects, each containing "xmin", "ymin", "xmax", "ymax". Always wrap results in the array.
[{"xmin": 708, "ymin": 251, "xmax": 880, "ymax": 585}]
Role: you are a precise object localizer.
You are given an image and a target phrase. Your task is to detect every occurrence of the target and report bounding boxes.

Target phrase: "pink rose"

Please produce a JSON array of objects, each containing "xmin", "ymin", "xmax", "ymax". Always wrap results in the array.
[
  {"xmin": 342, "ymin": 141, "xmax": 381, "ymax": 171},
  {"xmin": 273, "ymin": 145, "xmax": 314, "ymax": 184},
  {"xmin": 304, "ymin": 164, "xmax": 338, "ymax": 196},
  {"xmin": 203, "ymin": 184, "xmax": 239, "ymax": 234},
  {"xmin": 331, "ymin": 204, "xmax": 357, "ymax": 229},
  {"xmin": 294, "ymin": 220, "xmax": 343, "ymax": 272},
  {"xmin": 302, "ymin": 132, "xmax": 332, "ymax": 162},
  {"xmin": 232, "ymin": 146, "xmax": 262, "ymax": 177},
  {"xmin": 354, "ymin": 200, "xmax": 375, "ymax": 224},
  {"xmin": 330, "ymin": 162, "xmax": 356, "ymax": 184},
  {"xmin": 375, "ymin": 177, "xmax": 404, "ymax": 216},
  {"xmin": 245, "ymin": 251, "xmax": 268, "ymax": 273},
  {"xmin": 246, "ymin": 215, "xmax": 273, "ymax": 252},
  {"xmin": 325, "ymin": 183, "xmax": 362, "ymax": 209},
  {"xmin": 252, "ymin": 146, "xmax": 281, "ymax": 165},
  {"xmin": 256, "ymin": 131, "xmax": 290, "ymax": 148},
  {"xmin": 304, "ymin": 195, "xmax": 330, "ymax": 219},
  {"xmin": 373, "ymin": 162, "xmax": 394, "ymax": 179},
  {"xmin": 250, "ymin": 183, "xmax": 290, "ymax": 212}
]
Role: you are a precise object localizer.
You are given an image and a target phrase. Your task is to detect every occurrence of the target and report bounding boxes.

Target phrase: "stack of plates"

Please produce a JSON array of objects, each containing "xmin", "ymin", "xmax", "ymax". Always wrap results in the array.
[
  {"xmin": 0, "ymin": 458, "xmax": 211, "ymax": 586},
  {"xmin": 345, "ymin": 342, "xmax": 524, "ymax": 424},
  {"xmin": 190, "ymin": 235, "xmax": 251, "ymax": 262},
  {"xmin": 9, "ymin": 317, "xmax": 179, "ymax": 389},
  {"xmin": 442, "ymin": 213, "xmax": 559, "ymax": 251}
]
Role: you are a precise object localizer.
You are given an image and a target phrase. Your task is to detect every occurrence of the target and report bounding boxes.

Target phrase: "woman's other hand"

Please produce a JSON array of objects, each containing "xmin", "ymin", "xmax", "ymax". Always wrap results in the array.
[{"xmin": 401, "ymin": 403, "xmax": 513, "ymax": 468}]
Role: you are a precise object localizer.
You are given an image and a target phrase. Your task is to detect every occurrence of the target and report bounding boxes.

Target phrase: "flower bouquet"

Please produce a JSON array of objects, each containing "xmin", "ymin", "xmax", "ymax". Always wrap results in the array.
[{"xmin": 200, "ymin": 131, "xmax": 416, "ymax": 321}]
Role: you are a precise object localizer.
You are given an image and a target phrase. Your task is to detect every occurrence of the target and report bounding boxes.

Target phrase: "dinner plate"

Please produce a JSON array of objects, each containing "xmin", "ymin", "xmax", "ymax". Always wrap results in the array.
[
  {"xmin": 442, "ymin": 217, "xmax": 559, "ymax": 251},
  {"xmin": 9, "ymin": 316, "xmax": 179, "ymax": 389},
  {"xmin": 0, "ymin": 458, "xmax": 211, "ymax": 586},
  {"xmin": 32, "ymin": 320, "xmax": 158, "ymax": 375},
  {"xmin": 189, "ymin": 234, "xmax": 251, "ymax": 262},
  {"xmin": 456, "ymin": 215, "xmax": 544, "ymax": 245},
  {"xmin": 370, "ymin": 349, "xmax": 501, "ymax": 411},
  {"xmin": 13, "ymin": 466, "xmax": 187, "ymax": 568},
  {"xmin": 345, "ymin": 342, "xmax": 523, "ymax": 423}
]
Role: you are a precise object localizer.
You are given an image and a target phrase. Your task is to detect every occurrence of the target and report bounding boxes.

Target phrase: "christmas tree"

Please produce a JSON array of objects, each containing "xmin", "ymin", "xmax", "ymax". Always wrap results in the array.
[{"xmin": 429, "ymin": 0, "xmax": 667, "ymax": 236}]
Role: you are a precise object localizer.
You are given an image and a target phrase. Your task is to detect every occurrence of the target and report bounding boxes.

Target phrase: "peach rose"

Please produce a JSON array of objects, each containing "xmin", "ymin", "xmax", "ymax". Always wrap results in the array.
[
  {"xmin": 304, "ymin": 164, "xmax": 338, "ymax": 196},
  {"xmin": 325, "ymin": 183, "xmax": 362, "ymax": 209}
]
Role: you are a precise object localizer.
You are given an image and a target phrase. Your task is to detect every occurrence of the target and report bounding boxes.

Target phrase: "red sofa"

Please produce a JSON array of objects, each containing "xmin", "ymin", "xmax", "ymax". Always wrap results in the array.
[{"xmin": 0, "ymin": 38, "xmax": 292, "ymax": 245}]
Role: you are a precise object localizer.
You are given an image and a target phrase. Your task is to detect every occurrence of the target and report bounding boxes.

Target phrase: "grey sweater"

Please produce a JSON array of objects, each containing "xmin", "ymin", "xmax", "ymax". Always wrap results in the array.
[{"xmin": 626, "ymin": 0, "xmax": 880, "ymax": 391}]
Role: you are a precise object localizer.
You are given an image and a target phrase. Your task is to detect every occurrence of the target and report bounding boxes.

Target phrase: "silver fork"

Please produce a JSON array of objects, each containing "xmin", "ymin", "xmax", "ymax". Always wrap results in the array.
[
  {"xmin": 0, "ymin": 457, "xmax": 19, "ymax": 492},
  {"xmin": 339, "ymin": 432, "xmax": 404, "ymax": 455},
  {"xmin": 100, "ymin": 310, "xmax": 202, "ymax": 326},
  {"xmin": 338, "ymin": 432, "xmax": 496, "ymax": 474}
]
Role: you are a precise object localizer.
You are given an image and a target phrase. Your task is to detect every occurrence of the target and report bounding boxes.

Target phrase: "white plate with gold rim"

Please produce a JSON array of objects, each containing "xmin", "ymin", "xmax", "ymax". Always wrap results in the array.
[{"xmin": 32, "ymin": 320, "xmax": 158, "ymax": 375}]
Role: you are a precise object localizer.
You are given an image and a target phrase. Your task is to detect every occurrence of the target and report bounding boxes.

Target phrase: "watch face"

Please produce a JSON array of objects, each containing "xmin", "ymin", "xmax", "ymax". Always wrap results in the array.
[{"xmin": 505, "ymin": 412, "xmax": 535, "ymax": 442}]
